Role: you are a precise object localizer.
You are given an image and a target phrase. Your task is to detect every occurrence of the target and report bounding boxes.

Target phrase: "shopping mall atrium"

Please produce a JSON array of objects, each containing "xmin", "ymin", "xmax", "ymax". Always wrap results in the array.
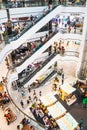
[{"xmin": 0, "ymin": 0, "xmax": 87, "ymax": 130}]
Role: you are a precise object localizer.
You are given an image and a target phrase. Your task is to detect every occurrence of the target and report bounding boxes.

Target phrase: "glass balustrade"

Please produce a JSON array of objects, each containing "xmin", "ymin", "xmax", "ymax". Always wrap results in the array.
[
  {"xmin": 0, "ymin": 0, "xmax": 86, "ymax": 9},
  {"xmin": 64, "ymin": 50, "xmax": 79, "ymax": 57}
]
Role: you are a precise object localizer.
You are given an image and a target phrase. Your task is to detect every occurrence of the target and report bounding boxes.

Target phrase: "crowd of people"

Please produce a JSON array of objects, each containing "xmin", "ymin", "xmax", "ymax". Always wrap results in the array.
[
  {"xmin": 0, "ymin": 91, "xmax": 10, "ymax": 109},
  {"xmin": 20, "ymin": 88, "xmax": 42, "ymax": 109},
  {"xmin": 30, "ymin": 101, "xmax": 58, "ymax": 130}
]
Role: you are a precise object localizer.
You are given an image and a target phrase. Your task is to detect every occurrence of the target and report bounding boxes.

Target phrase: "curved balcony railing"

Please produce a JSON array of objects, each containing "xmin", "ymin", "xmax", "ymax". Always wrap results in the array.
[
  {"xmin": 0, "ymin": 0, "xmax": 86, "ymax": 9},
  {"xmin": 64, "ymin": 50, "xmax": 79, "ymax": 57},
  {"xmin": 0, "ymin": 1, "xmax": 48, "ymax": 9}
]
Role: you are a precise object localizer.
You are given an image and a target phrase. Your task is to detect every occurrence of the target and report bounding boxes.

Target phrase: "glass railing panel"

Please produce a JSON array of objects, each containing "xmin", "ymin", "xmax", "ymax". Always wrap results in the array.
[
  {"xmin": 62, "ymin": 1, "xmax": 86, "ymax": 7},
  {"xmin": 0, "ymin": 0, "xmax": 86, "ymax": 9},
  {"xmin": 0, "ymin": 1, "xmax": 48, "ymax": 9},
  {"xmin": 64, "ymin": 50, "xmax": 79, "ymax": 57}
]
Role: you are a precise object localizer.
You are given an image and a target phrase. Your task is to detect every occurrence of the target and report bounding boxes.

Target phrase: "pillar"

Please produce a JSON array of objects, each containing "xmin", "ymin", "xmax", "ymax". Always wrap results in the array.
[{"xmin": 76, "ymin": 15, "xmax": 87, "ymax": 80}]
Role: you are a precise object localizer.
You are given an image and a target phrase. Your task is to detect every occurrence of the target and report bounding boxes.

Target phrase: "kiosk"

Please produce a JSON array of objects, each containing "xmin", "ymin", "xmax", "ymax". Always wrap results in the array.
[
  {"xmin": 40, "ymin": 92, "xmax": 57, "ymax": 107},
  {"xmin": 59, "ymin": 83, "xmax": 77, "ymax": 105},
  {"xmin": 56, "ymin": 112, "xmax": 79, "ymax": 130},
  {"xmin": 47, "ymin": 101, "xmax": 67, "ymax": 120}
]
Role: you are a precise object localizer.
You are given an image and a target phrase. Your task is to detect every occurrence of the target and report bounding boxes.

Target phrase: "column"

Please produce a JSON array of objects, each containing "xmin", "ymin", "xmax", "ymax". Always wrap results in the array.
[
  {"xmin": 6, "ymin": 8, "xmax": 10, "ymax": 20},
  {"xmin": 76, "ymin": 15, "xmax": 87, "ymax": 80}
]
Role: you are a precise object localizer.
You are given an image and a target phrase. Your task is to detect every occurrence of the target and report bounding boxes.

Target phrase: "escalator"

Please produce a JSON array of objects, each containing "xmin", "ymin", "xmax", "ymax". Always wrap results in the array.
[
  {"xmin": 20, "ymin": 53, "xmax": 59, "ymax": 87},
  {"xmin": 0, "ymin": 5, "xmax": 62, "ymax": 63},
  {"xmin": 36, "ymin": 70, "xmax": 56, "ymax": 87},
  {"xmin": 15, "ymin": 31, "xmax": 60, "ymax": 73},
  {"xmin": 17, "ymin": 52, "xmax": 57, "ymax": 87},
  {"xmin": 13, "ymin": 31, "xmax": 58, "ymax": 68}
]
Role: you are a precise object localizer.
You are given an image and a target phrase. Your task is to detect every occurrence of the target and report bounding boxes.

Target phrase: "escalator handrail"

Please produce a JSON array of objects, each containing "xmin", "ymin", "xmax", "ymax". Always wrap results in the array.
[{"xmin": 13, "ymin": 31, "xmax": 57, "ymax": 67}]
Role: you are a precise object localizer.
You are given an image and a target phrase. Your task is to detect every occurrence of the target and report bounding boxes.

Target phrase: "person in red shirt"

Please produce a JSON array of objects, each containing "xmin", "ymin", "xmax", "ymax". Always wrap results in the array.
[{"xmin": 3, "ymin": 92, "xmax": 8, "ymax": 98}]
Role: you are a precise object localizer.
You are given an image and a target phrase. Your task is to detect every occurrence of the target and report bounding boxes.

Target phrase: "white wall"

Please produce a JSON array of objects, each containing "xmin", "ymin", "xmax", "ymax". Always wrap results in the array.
[
  {"xmin": 9, "ymin": 6, "xmax": 48, "ymax": 19},
  {"xmin": 0, "ymin": 10, "xmax": 7, "ymax": 23}
]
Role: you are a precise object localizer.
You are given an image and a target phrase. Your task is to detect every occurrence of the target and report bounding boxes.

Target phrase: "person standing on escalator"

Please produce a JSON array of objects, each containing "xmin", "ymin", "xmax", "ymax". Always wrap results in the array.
[{"xmin": 48, "ymin": 0, "xmax": 53, "ymax": 10}]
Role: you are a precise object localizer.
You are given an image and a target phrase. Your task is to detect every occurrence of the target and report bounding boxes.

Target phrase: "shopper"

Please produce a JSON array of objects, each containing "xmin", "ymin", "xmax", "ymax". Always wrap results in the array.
[
  {"xmin": 39, "ymin": 91, "xmax": 42, "ymax": 96},
  {"xmin": 27, "ymin": 100, "xmax": 30, "ymax": 105},
  {"xmin": 28, "ymin": 87, "xmax": 31, "ymax": 93},
  {"xmin": 20, "ymin": 100, "xmax": 24, "ymax": 108},
  {"xmin": 79, "ymin": 118, "xmax": 84, "ymax": 129},
  {"xmin": 33, "ymin": 90, "xmax": 36, "ymax": 96},
  {"xmin": 48, "ymin": 0, "xmax": 53, "ymax": 10},
  {"xmin": 29, "ymin": 96, "xmax": 31, "ymax": 101},
  {"xmin": 62, "ymin": 78, "xmax": 64, "ymax": 84},
  {"xmin": 61, "ymin": 72, "xmax": 64, "ymax": 79},
  {"xmin": 61, "ymin": 72, "xmax": 64, "ymax": 84}
]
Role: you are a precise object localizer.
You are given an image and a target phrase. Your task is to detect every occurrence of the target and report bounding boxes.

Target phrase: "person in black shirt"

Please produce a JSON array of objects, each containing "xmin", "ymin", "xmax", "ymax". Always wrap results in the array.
[{"xmin": 48, "ymin": 0, "xmax": 53, "ymax": 10}]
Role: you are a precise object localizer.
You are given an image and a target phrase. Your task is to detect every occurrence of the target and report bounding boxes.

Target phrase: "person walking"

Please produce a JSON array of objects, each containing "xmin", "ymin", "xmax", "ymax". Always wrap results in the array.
[
  {"xmin": 20, "ymin": 100, "xmax": 24, "ymax": 108},
  {"xmin": 39, "ymin": 91, "xmax": 42, "ymax": 96},
  {"xmin": 79, "ymin": 118, "xmax": 84, "ymax": 129},
  {"xmin": 28, "ymin": 87, "xmax": 31, "ymax": 93},
  {"xmin": 61, "ymin": 72, "xmax": 64, "ymax": 84}
]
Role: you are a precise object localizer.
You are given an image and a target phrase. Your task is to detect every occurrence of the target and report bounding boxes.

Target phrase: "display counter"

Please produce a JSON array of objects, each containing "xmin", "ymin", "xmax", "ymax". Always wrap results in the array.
[
  {"xmin": 59, "ymin": 83, "xmax": 77, "ymax": 105},
  {"xmin": 47, "ymin": 101, "xmax": 66, "ymax": 119},
  {"xmin": 40, "ymin": 92, "xmax": 57, "ymax": 107}
]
